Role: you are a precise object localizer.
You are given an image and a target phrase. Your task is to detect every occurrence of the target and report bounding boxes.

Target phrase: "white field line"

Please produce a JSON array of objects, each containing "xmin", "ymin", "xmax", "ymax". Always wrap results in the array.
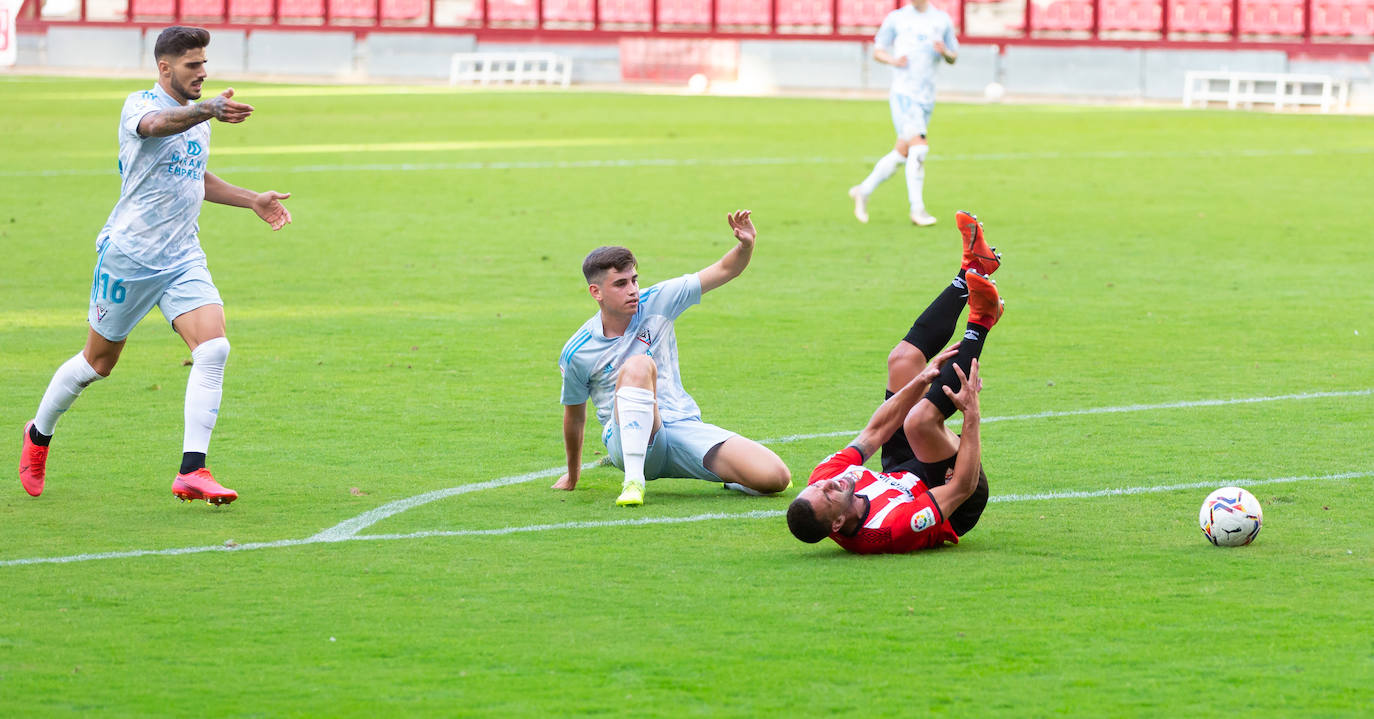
[
  {"xmin": 2, "ymin": 146, "xmax": 1369, "ymax": 178},
  {"xmin": 1, "ymin": 471, "xmax": 1367, "ymax": 568},
  {"xmin": 0, "ymin": 389, "xmax": 1367, "ymax": 568}
]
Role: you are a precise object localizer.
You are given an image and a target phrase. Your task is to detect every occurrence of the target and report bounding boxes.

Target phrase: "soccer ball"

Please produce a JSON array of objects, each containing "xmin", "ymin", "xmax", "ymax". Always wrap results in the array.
[
  {"xmin": 983, "ymin": 82, "xmax": 1006, "ymax": 103},
  {"xmin": 1198, "ymin": 487, "xmax": 1263, "ymax": 547}
]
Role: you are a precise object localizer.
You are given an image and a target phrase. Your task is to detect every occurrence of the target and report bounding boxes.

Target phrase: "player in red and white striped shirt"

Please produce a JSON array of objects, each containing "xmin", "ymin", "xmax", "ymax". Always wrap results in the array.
[{"xmin": 787, "ymin": 211, "xmax": 1002, "ymax": 554}]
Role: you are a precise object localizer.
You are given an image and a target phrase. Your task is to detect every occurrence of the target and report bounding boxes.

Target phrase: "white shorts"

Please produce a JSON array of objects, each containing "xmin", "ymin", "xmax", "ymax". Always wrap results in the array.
[
  {"xmin": 603, "ymin": 417, "xmax": 737, "ymax": 482},
  {"xmin": 890, "ymin": 92, "xmax": 933, "ymax": 139},
  {"xmin": 88, "ymin": 238, "xmax": 222, "ymax": 342}
]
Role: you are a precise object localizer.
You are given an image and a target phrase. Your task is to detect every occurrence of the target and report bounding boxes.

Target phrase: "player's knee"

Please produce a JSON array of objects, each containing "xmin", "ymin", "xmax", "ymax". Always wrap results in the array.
[
  {"xmin": 618, "ymin": 354, "xmax": 656, "ymax": 386},
  {"xmin": 756, "ymin": 459, "xmax": 792, "ymax": 494},
  {"xmin": 894, "ymin": 140, "xmax": 910, "ymax": 157},
  {"xmin": 193, "ymin": 336, "xmax": 230, "ymax": 366},
  {"xmin": 887, "ymin": 342, "xmax": 925, "ymax": 381},
  {"xmin": 903, "ymin": 400, "xmax": 942, "ymax": 441}
]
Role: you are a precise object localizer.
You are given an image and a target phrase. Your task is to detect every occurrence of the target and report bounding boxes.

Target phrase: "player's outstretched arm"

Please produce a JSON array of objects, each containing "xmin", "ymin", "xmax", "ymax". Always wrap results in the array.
[
  {"xmin": 849, "ymin": 344, "xmax": 959, "ymax": 462},
  {"xmin": 138, "ymin": 88, "xmax": 254, "ymax": 138},
  {"xmin": 204, "ymin": 172, "xmax": 292, "ymax": 231},
  {"xmin": 928, "ymin": 361, "xmax": 982, "ymax": 513},
  {"xmin": 873, "ymin": 48, "xmax": 908, "ymax": 68},
  {"xmin": 698, "ymin": 210, "xmax": 757, "ymax": 293},
  {"xmin": 553, "ymin": 403, "xmax": 587, "ymax": 490}
]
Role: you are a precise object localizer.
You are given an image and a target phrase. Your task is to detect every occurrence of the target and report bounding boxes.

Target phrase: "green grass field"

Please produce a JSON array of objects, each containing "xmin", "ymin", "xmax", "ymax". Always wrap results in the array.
[{"xmin": 1, "ymin": 76, "xmax": 1371, "ymax": 716}]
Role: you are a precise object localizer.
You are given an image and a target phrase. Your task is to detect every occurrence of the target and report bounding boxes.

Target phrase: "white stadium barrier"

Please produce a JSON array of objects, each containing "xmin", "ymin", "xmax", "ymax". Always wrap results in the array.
[
  {"xmin": 449, "ymin": 52, "xmax": 573, "ymax": 88},
  {"xmin": 1183, "ymin": 70, "xmax": 1350, "ymax": 113}
]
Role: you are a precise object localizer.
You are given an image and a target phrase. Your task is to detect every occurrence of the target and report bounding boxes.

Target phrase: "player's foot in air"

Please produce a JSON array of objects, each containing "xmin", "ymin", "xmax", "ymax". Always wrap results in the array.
[
  {"xmin": 616, "ymin": 480, "xmax": 645, "ymax": 507},
  {"xmin": 956, "ymin": 210, "xmax": 1001, "ymax": 275},
  {"xmin": 19, "ymin": 421, "xmax": 48, "ymax": 497},
  {"xmin": 965, "ymin": 270, "xmax": 1005, "ymax": 329},
  {"xmin": 848, "ymin": 186, "xmax": 870, "ymax": 224},
  {"xmin": 910, "ymin": 209, "xmax": 938, "ymax": 227},
  {"xmin": 172, "ymin": 468, "xmax": 238, "ymax": 505}
]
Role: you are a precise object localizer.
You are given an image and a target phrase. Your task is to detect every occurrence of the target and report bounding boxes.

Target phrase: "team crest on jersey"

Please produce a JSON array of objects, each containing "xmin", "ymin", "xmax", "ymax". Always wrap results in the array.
[
  {"xmin": 602, "ymin": 363, "xmax": 615, "ymax": 375},
  {"xmin": 95, "ymin": 306, "xmax": 107, "ymax": 322},
  {"xmin": 186, "ymin": 140, "xmax": 203, "ymax": 156},
  {"xmin": 636, "ymin": 329, "xmax": 652, "ymax": 347},
  {"xmin": 911, "ymin": 507, "xmax": 937, "ymax": 532}
]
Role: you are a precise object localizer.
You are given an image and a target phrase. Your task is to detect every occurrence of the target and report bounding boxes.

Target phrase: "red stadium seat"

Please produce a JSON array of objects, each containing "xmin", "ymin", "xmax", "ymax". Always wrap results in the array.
[
  {"xmin": 130, "ymin": 0, "xmax": 173, "ymax": 17},
  {"xmin": 380, "ymin": 0, "xmax": 426, "ymax": 19},
  {"xmin": 600, "ymin": 0, "xmax": 651, "ymax": 23},
  {"xmin": 1035, "ymin": 0, "xmax": 1093, "ymax": 30},
  {"xmin": 329, "ymin": 0, "xmax": 376, "ymax": 19},
  {"xmin": 1172, "ymin": 0, "xmax": 1232, "ymax": 32},
  {"xmin": 658, "ymin": 0, "xmax": 711, "ymax": 25},
  {"xmin": 181, "ymin": 0, "xmax": 226, "ymax": 17},
  {"xmin": 840, "ymin": 0, "xmax": 895, "ymax": 29},
  {"xmin": 228, "ymin": 0, "xmax": 273, "ymax": 18},
  {"xmin": 776, "ymin": 0, "xmax": 833, "ymax": 27},
  {"xmin": 279, "ymin": 0, "xmax": 325, "ymax": 18},
  {"xmin": 716, "ymin": 0, "xmax": 771, "ymax": 25},
  {"xmin": 542, "ymin": 0, "xmax": 594, "ymax": 22},
  {"xmin": 486, "ymin": 0, "xmax": 536, "ymax": 22}
]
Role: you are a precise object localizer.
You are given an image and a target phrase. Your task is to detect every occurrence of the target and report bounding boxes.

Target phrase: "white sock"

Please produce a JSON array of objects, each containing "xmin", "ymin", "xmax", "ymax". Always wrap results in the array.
[
  {"xmin": 33, "ymin": 352, "xmax": 105, "ymax": 436},
  {"xmin": 906, "ymin": 145, "xmax": 929, "ymax": 213},
  {"xmin": 724, "ymin": 482, "xmax": 766, "ymax": 496},
  {"xmin": 857, "ymin": 151, "xmax": 905, "ymax": 196},
  {"xmin": 184, "ymin": 337, "xmax": 229, "ymax": 454},
  {"xmin": 615, "ymin": 387, "xmax": 655, "ymax": 487}
]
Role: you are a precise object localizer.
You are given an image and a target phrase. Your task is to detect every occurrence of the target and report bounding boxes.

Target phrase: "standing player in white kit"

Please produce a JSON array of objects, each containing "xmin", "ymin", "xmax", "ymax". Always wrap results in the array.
[
  {"xmin": 848, "ymin": 0, "xmax": 959, "ymax": 227},
  {"xmin": 18, "ymin": 26, "xmax": 292, "ymax": 505}
]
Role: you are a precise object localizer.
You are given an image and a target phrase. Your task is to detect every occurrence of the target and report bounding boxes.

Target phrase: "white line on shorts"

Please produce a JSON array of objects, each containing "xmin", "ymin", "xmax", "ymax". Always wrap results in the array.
[
  {"xmin": 1, "ymin": 471, "xmax": 1366, "ymax": 568},
  {"xmin": 3, "ymin": 146, "xmax": 1368, "ymax": 178}
]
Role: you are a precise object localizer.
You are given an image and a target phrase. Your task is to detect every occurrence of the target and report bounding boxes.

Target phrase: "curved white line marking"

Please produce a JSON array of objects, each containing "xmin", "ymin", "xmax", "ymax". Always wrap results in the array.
[
  {"xmin": 2, "ymin": 471, "xmax": 1366, "ymax": 567},
  {"xmin": 313, "ymin": 389, "xmax": 1370, "ymax": 540}
]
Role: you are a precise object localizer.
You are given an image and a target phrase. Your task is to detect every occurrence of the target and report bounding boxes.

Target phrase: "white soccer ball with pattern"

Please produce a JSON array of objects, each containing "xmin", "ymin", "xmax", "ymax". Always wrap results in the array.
[{"xmin": 1199, "ymin": 487, "xmax": 1263, "ymax": 547}]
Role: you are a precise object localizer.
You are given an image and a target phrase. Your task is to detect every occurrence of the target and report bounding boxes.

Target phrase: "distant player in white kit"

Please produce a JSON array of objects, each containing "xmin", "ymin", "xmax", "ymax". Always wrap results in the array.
[
  {"xmin": 17, "ymin": 26, "xmax": 291, "ymax": 504},
  {"xmin": 849, "ymin": 0, "xmax": 959, "ymax": 227},
  {"xmin": 556, "ymin": 210, "xmax": 791, "ymax": 506}
]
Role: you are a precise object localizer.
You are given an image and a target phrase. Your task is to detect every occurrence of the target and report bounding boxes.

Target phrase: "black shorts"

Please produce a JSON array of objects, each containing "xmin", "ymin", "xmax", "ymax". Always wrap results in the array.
[{"xmin": 882, "ymin": 439, "xmax": 989, "ymax": 538}]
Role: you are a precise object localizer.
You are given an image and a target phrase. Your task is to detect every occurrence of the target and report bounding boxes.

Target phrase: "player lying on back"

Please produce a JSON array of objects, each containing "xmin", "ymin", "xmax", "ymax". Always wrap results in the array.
[{"xmin": 787, "ymin": 211, "xmax": 1003, "ymax": 554}]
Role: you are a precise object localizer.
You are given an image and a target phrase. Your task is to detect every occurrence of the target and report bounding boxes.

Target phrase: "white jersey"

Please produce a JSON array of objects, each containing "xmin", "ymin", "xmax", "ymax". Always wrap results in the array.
[
  {"xmin": 97, "ymin": 84, "xmax": 210, "ymax": 270},
  {"xmin": 875, "ymin": 4, "xmax": 959, "ymax": 107},
  {"xmin": 559, "ymin": 273, "xmax": 703, "ymax": 429}
]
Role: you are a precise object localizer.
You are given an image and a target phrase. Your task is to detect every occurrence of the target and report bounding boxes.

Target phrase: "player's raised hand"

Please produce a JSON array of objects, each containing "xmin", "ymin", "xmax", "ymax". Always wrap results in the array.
[
  {"xmin": 727, "ymin": 209, "xmax": 756, "ymax": 246},
  {"xmin": 916, "ymin": 343, "xmax": 960, "ymax": 385},
  {"xmin": 942, "ymin": 359, "xmax": 982, "ymax": 415},
  {"xmin": 252, "ymin": 191, "xmax": 292, "ymax": 231},
  {"xmin": 204, "ymin": 88, "xmax": 254, "ymax": 124}
]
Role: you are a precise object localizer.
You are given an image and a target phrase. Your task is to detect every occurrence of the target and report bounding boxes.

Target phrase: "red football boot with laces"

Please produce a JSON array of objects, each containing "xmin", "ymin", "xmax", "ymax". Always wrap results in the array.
[
  {"xmin": 19, "ymin": 421, "xmax": 48, "ymax": 497},
  {"xmin": 957, "ymin": 211, "xmax": 1001, "ymax": 276},
  {"xmin": 965, "ymin": 270, "xmax": 1005, "ymax": 330},
  {"xmin": 172, "ymin": 468, "xmax": 238, "ymax": 505}
]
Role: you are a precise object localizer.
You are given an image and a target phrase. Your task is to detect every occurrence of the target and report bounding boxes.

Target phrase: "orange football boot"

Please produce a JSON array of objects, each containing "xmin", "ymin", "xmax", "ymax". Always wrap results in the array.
[
  {"xmin": 965, "ymin": 270, "xmax": 1005, "ymax": 330},
  {"xmin": 172, "ymin": 468, "xmax": 238, "ymax": 506},
  {"xmin": 19, "ymin": 421, "xmax": 48, "ymax": 497},
  {"xmin": 956, "ymin": 211, "xmax": 1001, "ymax": 275}
]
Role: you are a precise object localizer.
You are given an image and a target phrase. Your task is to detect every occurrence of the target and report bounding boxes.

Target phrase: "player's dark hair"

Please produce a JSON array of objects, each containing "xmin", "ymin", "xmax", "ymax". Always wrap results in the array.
[
  {"xmin": 582, "ymin": 246, "xmax": 636, "ymax": 284},
  {"xmin": 786, "ymin": 497, "xmax": 830, "ymax": 544},
  {"xmin": 154, "ymin": 26, "xmax": 210, "ymax": 60}
]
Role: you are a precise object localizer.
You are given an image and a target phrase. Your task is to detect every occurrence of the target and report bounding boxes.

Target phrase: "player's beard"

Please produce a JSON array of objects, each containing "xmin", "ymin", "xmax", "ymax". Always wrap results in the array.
[{"xmin": 171, "ymin": 74, "xmax": 203, "ymax": 101}]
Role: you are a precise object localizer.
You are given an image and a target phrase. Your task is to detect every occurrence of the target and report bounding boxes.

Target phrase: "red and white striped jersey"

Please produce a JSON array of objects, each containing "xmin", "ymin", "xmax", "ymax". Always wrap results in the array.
[{"xmin": 809, "ymin": 447, "xmax": 959, "ymax": 555}]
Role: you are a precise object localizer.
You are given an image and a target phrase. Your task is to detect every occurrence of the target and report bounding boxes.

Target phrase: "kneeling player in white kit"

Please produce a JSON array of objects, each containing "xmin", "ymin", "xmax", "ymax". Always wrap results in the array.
[
  {"xmin": 18, "ymin": 26, "xmax": 292, "ymax": 505},
  {"xmin": 556, "ymin": 210, "xmax": 791, "ymax": 506},
  {"xmin": 849, "ymin": 0, "xmax": 959, "ymax": 227}
]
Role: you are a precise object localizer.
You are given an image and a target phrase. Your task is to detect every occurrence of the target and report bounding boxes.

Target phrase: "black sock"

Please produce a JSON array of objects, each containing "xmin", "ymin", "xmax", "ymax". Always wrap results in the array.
[
  {"xmin": 180, "ymin": 452, "xmax": 207, "ymax": 475},
  {"xmin": 924, "ymin": 321, "xmax": 989, "ymax": 419},
  {"xmin": 901, "ymin": 271, "xmax": 970, "ymax": 360},
  {"xmin": 28, "ymin": 424, "xmax": 52, "ymax": 447}
]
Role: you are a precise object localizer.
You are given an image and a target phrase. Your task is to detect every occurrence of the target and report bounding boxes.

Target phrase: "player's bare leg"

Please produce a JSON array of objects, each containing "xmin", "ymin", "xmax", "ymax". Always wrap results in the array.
[
  {"xmin": 704, "ymin": 436, "xmax": 791, "ymax": 495},
  {"xmin": 20, "ymin": 329, "xmax": 121, "ymax": 496},
  {"xmin": 170, "ymin": 304, "xmax": 236, "ymax": 505},
  {"xmin": 612, "ymin": 355, "xmax": 660, "ymax": 506}
]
